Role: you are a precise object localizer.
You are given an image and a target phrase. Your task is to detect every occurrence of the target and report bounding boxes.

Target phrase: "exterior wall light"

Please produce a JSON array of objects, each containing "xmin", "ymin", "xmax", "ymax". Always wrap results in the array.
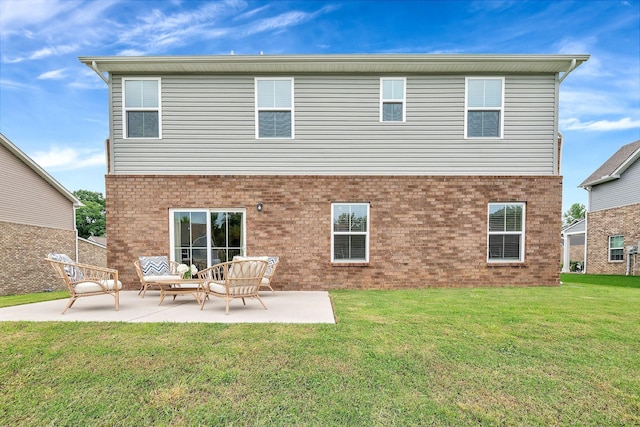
[{"xmin": 257, "ymin": 202, "xmax": 263, "ymax": 212}]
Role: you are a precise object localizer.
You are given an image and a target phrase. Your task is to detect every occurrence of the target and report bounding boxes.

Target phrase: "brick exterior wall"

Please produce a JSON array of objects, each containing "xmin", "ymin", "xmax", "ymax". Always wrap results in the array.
[
  {"xmin": 78, "ymin": 238, "xmax": 107, "ymax": 267},
  {"xmin": 561, "ymin": 242, "xmax": 585, "ymax": 269},
  {"xmin": 570, "ymin": 244, "xmax": 585, "ymax": 263},
  {"xmin": 106, "ymin": 175, "xmax": 562, "ymax": 290},
  {"xmin": 586, "ymin": 203, "xmax": 640, "ymax": 275},
  {"xmin": 0, "ymin": 221, "xmax": 76, "ymax": 296}
]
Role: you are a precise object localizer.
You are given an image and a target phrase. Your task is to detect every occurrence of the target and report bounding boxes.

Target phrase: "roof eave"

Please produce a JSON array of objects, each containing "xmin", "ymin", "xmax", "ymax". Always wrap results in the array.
[
  {"xmin": 0, "ymin": 133, "xmax": 83, "ymax": 207},
  {"xmin": 79, "ymin": 53, "xmax": 590, "ymax": 75},
  {"xmin": 580, "ymin": 147, "xmax": 640, "ymax": 188}
]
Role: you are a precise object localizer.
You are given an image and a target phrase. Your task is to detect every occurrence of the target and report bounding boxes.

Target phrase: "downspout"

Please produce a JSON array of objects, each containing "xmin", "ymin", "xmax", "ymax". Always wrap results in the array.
[
  {"xmin": 74, "ymin": 206, "xmax": 79, "ymax": 262},
  {"xmin": 583, "ymin": 188, "xmax": 590, "ymax": 274},
  {"xmin": 559, "ymin": 58, "xmax": 577, "ymax": 84},
  {"xmin": 90, "ymin": 61, "xmax": 109, "ymax": 85}
]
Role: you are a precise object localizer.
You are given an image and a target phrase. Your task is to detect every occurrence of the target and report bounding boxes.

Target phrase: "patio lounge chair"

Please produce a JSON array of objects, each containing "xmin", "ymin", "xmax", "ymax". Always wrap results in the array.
[
  {"xmin": 233, "ymin": 255, "xmax": 280, "ymax": 295},
  {"xmin": 45, "ymin": 253, "xmax": 121, "ymax": 314},
  {"xmin": 198, "ymin": 259, "xmax": 268, "ymax": 314},
  {"xmin": 134, "ymin": 256, "xmax": 181, "ymax": 298}
]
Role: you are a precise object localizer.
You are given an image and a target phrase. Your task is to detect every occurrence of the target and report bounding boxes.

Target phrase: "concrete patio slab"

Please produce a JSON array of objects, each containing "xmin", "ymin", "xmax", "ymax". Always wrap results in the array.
[{"xmin": 0, "ymin": 291, "xmax": 336, "ymax": 324}]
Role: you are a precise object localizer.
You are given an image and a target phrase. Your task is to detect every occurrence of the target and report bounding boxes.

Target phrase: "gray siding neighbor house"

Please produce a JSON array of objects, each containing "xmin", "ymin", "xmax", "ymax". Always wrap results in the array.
[
  {"xmin": 0, "ymin": 133, "xmax": 83, "ymax": 295},
  {"xmin": 579, "ymin": 140, "xmax": 640, "ymax": 275},
  {"xmin": 80, "ymin": 53, "xmax": 588, "ymax": 290}
]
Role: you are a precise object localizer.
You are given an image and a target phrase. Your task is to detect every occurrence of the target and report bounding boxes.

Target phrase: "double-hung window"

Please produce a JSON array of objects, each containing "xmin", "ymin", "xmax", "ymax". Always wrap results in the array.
[
  {"xmin": 487, "ymin": 202, "xmax": 525, "ymax": 262},
  {"xmin": 256, "ymin": 78, "xmax": 294, "ymax": 138},
  {"xmin": 380, "ymin": 78, "xmax": 406, "ymax": 122},
  {"xmin": 123, "ymin": 78, "xmax": 161, "ymax": 138},
  {"xmin": 466, "ymin": 77, "xmax": 504, "ymax": 138},
  {"xmin": 331, "ymin": 203, "xmax": 369, "ymax": 263},
  {"xmin": 609, "ymin": 235, "xmax": 624, "ymax": 262}
]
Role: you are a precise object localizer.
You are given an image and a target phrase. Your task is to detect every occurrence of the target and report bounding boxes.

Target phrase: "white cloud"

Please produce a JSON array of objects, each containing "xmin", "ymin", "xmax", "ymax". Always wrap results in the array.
[
  {"xmin": 560, "ymin": 117, "xmax": 640, "ymax": 131},
  {"xmin": 114, "ymin": 0, "xmax": 242, "ymax": 53},
  {"xmin": 0, "ymin": 78, "xmax": 38, "ymax": 90},
  {"xmin": 3, "ymin": 44, "xmax": 79, "ymax": 63},
  {"xmin": 31, "ymin": 146, "xmax": 105, "ymax": 170},
  {"xmin": 37, "ymin": 68, "xmax": 68, "ymax": 80},
  {"xmin": 243, "ymin": 11, "xmax": 313, "ymax": 36},
  {"xmin": 0, "ymin": 0, "xmax": 78, "ymax": 38}
]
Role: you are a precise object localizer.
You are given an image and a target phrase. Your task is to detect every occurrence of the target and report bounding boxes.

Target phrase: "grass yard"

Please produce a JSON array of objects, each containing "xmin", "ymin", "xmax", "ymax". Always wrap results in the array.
[{"xmin": 0, "ymin": 276, "xmax": 638, "ymax": 426}]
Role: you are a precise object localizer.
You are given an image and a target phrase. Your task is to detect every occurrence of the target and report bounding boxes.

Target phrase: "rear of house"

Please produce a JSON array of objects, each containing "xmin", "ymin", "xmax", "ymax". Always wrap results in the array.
[
  {"xmin": 580, "ymin": 140, "xmax": 640, "ymax": 275},
  {"xmin": 0, "ymin": 133, "xmax": 82, "ymax": 295},
  {"xmin": 81, "ymin": 54, "xmax": 588, "ymax": 290}
]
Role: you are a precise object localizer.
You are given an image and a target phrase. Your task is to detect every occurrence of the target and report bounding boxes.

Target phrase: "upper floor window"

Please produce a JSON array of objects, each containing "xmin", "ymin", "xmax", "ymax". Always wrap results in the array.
[
  {"xmin": 123, "ymin": 78, "xmax": 161, "ymax": 139},
  {"xmin": 465, "ymin": 77, "xmax": 504, "ymax": 138},
  {"xmin": 609, "ymin": 235, "xmax": 624, "ymax": 262},
  {"xmin": 380, "ymin": 78, "xmax": 406, "ymax": 122},
  {"xmin": 487, "ymin": 202, "xmax": 525, "ymax": 262},
  {"xmin": 256, "ymin": 78, "xmax": 294, "ymax": 138},
  {"xmin": 331, "ymin": 203, "xmax": 369, "ymax": 263}
]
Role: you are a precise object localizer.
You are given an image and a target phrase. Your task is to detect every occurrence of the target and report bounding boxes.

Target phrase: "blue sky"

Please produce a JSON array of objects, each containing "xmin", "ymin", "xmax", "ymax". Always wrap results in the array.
[{"xmin": 0, "ymin": 0, "xmax": 638, "ymax": 214}]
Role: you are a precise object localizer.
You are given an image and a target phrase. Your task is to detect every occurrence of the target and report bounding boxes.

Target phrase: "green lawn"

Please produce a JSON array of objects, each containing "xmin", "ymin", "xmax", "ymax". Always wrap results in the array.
[{"xmin": 0, "ymin": 276, "xmax": 638, "ymax": 426}]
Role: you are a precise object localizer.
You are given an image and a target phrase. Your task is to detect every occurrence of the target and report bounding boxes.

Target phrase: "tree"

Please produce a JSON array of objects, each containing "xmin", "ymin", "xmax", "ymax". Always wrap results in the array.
[
  {"xmin": 73, "ymin": 190, "xmax": 106, "ymax": 239},
  {"xmin": 563, "ymin": 203, "xmax": 585, "ymax": 226}
]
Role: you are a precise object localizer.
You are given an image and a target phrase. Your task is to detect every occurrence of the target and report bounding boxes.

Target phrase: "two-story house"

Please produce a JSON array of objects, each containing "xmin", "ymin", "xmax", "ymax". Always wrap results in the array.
[
  {"xmin": 80, "ymin": 54, "xmax": 588, "ymax": 290},
  {"xmin": 579, "ymin": 140, "xmax": 640, "ymax": 275}
]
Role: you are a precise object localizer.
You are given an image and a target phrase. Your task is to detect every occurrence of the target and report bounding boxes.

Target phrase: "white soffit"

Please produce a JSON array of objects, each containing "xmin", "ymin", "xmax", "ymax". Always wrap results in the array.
[{"xmin": 80, "ymin": 54, "xmax": 590, "ymax": 75}]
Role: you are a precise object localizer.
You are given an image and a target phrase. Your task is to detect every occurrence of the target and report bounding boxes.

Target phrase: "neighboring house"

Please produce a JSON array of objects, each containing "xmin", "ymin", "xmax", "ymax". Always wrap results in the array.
[
  {"xmin": 80, "ymin": 53, "xmax": 588, "ymax": 290},
  {"xmin": 0, "ymin": 133, "xmax": 83, "ymax": 295},
  {"xmin": 579, "ymin": 140, "xmax": 640, "ymax": 275},
  {"xmin": 78, "ymin": 236, "xmax": 107, "ymax": 267},
  {"xmin": 561, "ymin": 219, "xmax": 585, "ymax": 272}
]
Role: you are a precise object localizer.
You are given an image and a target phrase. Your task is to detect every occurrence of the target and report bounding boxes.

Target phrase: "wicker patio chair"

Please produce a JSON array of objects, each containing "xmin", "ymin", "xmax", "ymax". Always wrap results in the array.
[
  {"xmin": 197, "ymin": 259, "xmax": 268, "ymax": 314},
  {"xmin": 45, "ymin": 253, "xmax": 121, "ymax": 314},
  {"xmin": 134, "ymin": 256, "xmax": 181, "ymax": 298},
  {"xmin": 233, "ymin": 255, "xmax": 280, "ymax": 295}
]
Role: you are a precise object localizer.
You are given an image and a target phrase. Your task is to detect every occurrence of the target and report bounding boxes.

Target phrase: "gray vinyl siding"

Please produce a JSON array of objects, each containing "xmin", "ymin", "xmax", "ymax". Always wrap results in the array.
[
  {"xmin": 589, "ymin": 159, "xmax": 640, "ymax": 211},
  {"xmin": 0, "ymin": 143, "xmax": 75, "ymax": 230},
  {"xmin": 110, "ymin": 73, "xmax": 557, "ymax": 175}
]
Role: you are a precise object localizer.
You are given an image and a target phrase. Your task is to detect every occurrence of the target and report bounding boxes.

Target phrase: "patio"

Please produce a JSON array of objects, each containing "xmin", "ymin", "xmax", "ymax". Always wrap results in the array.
[{"xmin": 0, "ymin": 290, "xmax": 336, "ymax": 324}]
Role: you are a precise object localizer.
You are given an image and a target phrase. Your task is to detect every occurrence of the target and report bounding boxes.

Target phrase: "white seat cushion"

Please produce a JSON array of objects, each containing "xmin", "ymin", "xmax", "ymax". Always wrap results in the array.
[
  {"xmin": 205, "ymin": 281, "xmax": 227, "ymax": 294},
  {"xmin": 74, "ymin": 280, "xmax": 122, "ymax": 294}
]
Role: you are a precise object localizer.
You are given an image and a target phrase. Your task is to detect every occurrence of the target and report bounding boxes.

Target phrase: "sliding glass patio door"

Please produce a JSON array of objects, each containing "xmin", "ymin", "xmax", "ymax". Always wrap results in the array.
[{"xmin": 170, "ymin": 209, "xmax": 245, "ymax": 271}]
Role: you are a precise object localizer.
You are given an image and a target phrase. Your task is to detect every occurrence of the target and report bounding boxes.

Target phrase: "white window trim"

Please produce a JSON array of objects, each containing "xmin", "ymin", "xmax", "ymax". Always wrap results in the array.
[
  {"xmin": 608, "ymin": 235, "xmax": 624, "ymax": 262},
  {"xmin": 122, "ymin": 77, "xmax": 162, "ymax": 139},
  {"xmin": 464, "ymin": 76, "xmax": 504, "ymax": 139},
  {"xmin": 380, "ymin": 77, "xmax": 406, "ymax": 123},
  {"xmin": 255, "ymin": 77, "xmax": 295, "ymax": 139},
  {"xmin": 487, "ymin": 202, "xmax": 526, "ymax": 263},
  {"xmin": 331, "ymin": 202, "xmax": 370, "ymax": 263},
  {"xmin": 168, "ymin": 208, "xmax": 247, "ymax": 267}
]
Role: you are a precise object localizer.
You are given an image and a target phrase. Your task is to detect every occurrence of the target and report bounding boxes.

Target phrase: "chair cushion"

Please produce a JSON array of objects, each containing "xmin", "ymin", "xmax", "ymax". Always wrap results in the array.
[
  {"xmin": 74, "ymin": 280, "xmax": 122, "ymax": 294},
  {"xmin": 205, "ymin": 281, "xmax": 227, "ymax": 294},
  {"xmin": 234, "ymin": 255, "xmax": 278, "ymax": 277},
  {"xmin": 139, "ymin": 256, "xmax": 170, "ymax": 276},
  {"xmin": 48, "ymin": 253, "xmax": 84, "ymax": 281}
]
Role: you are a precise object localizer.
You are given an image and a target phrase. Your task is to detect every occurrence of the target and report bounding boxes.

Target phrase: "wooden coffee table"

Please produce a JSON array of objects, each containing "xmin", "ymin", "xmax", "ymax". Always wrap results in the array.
[{"xmin": 154, "ymin": 278, "xmax": 202, "ymax": 305}]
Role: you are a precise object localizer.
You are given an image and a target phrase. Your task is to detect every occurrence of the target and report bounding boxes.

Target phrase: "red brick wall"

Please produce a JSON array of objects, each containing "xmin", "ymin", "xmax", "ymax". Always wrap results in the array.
[
  {"xmin": 586, "ymin": 203, "xmax": 640, "ymax": 275},
  {"xmin": 106, "ymin": 175, "xmax": 562, "ymax": 290}
]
